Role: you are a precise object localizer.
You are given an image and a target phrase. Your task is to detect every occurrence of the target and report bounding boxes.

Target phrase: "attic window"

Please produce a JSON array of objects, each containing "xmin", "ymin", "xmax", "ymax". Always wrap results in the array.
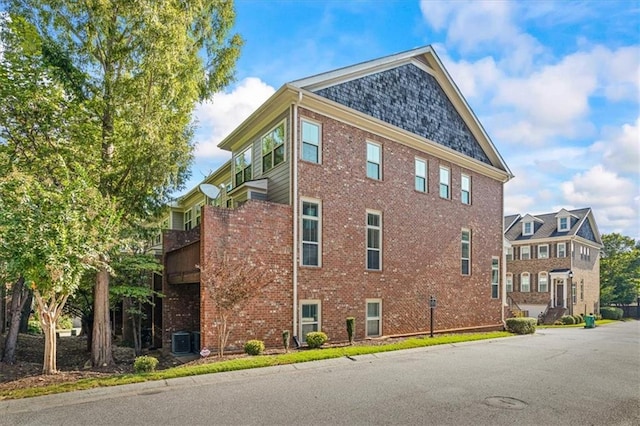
[
  {"xmin": 558, "ymin": 217, "xmax": 570, "ymax": 232},
  {"xmin": 523, "ymin": 221, "xmax": 534, "ymax": 236}
]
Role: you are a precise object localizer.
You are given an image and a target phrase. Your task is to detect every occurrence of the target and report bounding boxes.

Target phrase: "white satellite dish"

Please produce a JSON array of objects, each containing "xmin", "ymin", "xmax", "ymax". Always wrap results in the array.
[{"xmin": 199, "ymin": 183, "xmax": 220, "ymax": 199}]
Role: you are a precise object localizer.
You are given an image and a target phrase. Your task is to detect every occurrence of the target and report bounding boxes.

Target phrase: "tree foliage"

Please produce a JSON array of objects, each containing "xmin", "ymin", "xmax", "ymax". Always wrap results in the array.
[
  {"xmin": 600, "ymin": 233, "xmax": 640, "ymax": 306},
  {"xmin": 4, "ymin": 0, "xmax": 242, "ymax": 366}
]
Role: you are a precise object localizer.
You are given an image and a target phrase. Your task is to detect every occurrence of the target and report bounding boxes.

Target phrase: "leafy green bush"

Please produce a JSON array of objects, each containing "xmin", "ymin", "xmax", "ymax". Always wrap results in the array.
[
  {"xmin": 600, "ymin": 307, "xmax": 623, "ymax": 320},
  {"xmin": 573, "ymin": 315, "xmax": 583, "ymax": 324},
  {"xmin": 305, "ymin": 331, "xmax": 328, "ymax": 348},
  {"xmin": 505, "ymin": 317, "xmax": 537, "ymax": 334},
  {"xmin": 346, "ymin": 317, "xmax": 355, "ymax": 345},
  {"xmin": 133, "ymin": 356, "xmax": 159, "ymax": 373},
  {"xmin": 27, "ymin": 318, "xmax": 42, "ymax": 335},
  {"xmin": 57, "ymin": 315, "xmax": 73, "ymax": 330},
  {"xmin": 560, "ymin": 315, "xmax": 575, "ymax": 325},
  {"xmin": 244, "ymin": 340, "xmax": 265, "ymax": 356},
  {"xmin": 282, "ymin": 330, "xmax": 290, "ymax": 353}
]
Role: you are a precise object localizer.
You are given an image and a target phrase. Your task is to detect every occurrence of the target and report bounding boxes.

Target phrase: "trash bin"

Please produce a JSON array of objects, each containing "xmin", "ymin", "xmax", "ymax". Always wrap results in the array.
[{"xmin": 584, "ymin": 315, "xmax": 595, "ymax": 328}]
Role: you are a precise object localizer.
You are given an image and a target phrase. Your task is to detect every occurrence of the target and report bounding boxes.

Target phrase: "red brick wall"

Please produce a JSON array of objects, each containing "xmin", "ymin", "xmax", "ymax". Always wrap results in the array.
[
  {"xmin": 199, "ymin": 201, "xmax": 293, "ymax": 352},
  {"xmin": 162, "ymin": 227, "xmax": 202, "ymax": 349},
  {"xmin": 295, "ymin": 108, "xmax": 505, "ymax": 341}
]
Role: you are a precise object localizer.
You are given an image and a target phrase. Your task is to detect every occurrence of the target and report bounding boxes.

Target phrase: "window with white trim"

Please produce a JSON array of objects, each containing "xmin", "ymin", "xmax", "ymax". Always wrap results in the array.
[
  {"xmin": 415, "ymin": 158, "xmax": 427, "ymax": 192},
  {"xmin": 439, "ymin": 166, "xmax": 450, "ymax": 199},
  {"xmin": 520, "ymin": 245, "xmax": 531, "ymax": 260},
  {"xmin": 234, "ymin": 146, "xmax": 252, "ymax": 186},
  {"xmin": 558, "ymin": 216, "xmax": 570, "ymax": 232},
  {"xmin": 195, "ymin": 202, "xmax": 204, "ymax": 226},
  {"xmin": 366, "ymin": 299, "xmax": 382, "ymax": 337},
  {"xmin": 523, "ymin": 221, "xmax": 533, "ymax": 236},
  {"xmin": 521, "ymin": 272, "xmax": 530, "ymax": 292},
  {"xmin": 461, "ymin": 173, "xmax": 471, "ymax": 205},
  {"xmin": 366, "ymin": 142, "xmax": 381, "ymax": 180},
  {"xmin": 506, "ymin": 247, "xmax": 513, "ymax": 261},
  {"xmin": 538, "ymin": 272, "xmax": 548, "ymax": 293},
  {"xmin": 184, "ymin": 209, "xmax": 192, "ymax": 231},
  {"xmin": 262, "ymin": 121, "xmax": 285, "ymax": 172},
  {"xmin": 301, "ymin": 120, "xmax": 320, "ymax": 163},
  {"xmin": 461, "ymin": 229, "xmax": 471, "ymax": 275},
  {"xmin": 491, "ymin": 258, "xmax": 499, "ymax": 299},
  {"xmin": 300, "ymin": 301, "xmax": 320, "ymax": 343},
  {"xmin": 557, "ymin": 242, "xmax": 566, "ymax": 258},
  {"xmin": 301, "ymin": 199, "xmax": 321, "ymax": 267},
  {"xmin": 366, "ymin": 211, "xmax": 382, "ymax": 270},
  {"xmin": 538, "ymin": 244, "xmax": 549, "ymax": 259},
  {"xmin": 506, "ymin": 273, "xmax": 513, "ymax": 293}
]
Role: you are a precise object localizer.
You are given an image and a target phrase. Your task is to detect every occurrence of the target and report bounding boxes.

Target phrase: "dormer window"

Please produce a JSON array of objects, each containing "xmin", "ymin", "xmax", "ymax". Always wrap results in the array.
[
  {"xmin": 523, "ymin": 221, "xmax": 533, "ymax": 236},
  {"xmin": 558, "ymin": 216, "xmax": 570, "ymax": 232}
]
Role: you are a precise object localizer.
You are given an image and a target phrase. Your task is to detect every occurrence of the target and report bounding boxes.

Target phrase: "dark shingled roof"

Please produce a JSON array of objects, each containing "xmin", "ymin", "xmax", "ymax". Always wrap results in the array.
[{"xmin": 504, "ymin": 208, "xmax": 593, "ymax": 242}]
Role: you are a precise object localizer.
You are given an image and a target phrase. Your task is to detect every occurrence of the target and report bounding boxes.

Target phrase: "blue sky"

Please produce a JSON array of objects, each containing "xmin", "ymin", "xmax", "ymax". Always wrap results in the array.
[{"xmin": 190, "ymin": 0, "xmax": 640, "ymax": 240}]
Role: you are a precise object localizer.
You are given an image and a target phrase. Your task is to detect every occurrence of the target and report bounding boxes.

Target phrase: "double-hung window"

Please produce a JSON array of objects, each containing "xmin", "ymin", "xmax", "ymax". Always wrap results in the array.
[
  {"xmin": 195, "ymin": 202, "xmax": 203, "ymax": 226},
  {"xmin": 300, "ymin": 301, "xmax": 320, "ymax": 343},
  {"xmin": 301, "ymin": 120, "xmax": 320, "ymax": 163},
  {"xmin": 415, "ymin": 158, "xmax": 427, "ymax": 192},
  {"xmin": 184, "ymin": 210, "xmax": 192, "ymax": 231},
  {"xmin": 538, "ymin": 272, "xmax": 548, "ymax": 293},
  {"xmin": 461, "ymin": 174, "xmax": 471, "ymax": 204},
  {"xmin": 461, "ymin": 229, "xmax": 471, "ymax": 275},
  {"xmin": 301, "ymin": 199, "xmax": 321, "ymax": 267},
  {"xmin": 558, "ymin": 217, "xmax": 570, "ymax": 231},
  {"xmin": 557, "ymin": 242, "xmax": 566, "ymax": 258},
  {"xmin": 491, "ymin": 258, "xmax": 499, "ymax": 299},
  {"xmin": 523, "ymin": 221, "xmax": 533, "ymax": 236},
  {"xmin": 521, "ymin": 272, "xmax": 530, "ymax": 292},
  {"xmin": 366, "ymin": 300, "xmax": 382, "ymax": 337},
  {"xmin": 234, "ymin": 147, "xmax": 252, "ymax": 186},
  {"xmin": 538, "ymin": 244, "xmax": 549, "ymax": 259},
  {"xmin": 439, "ymin": 166, "xmax": 450, "ymax": 199},
  {"xmin": 520, "ymin": 246, "xmax": 531, "ymax": 260},
  {"xmin": 262, "ymin": 122, "xmax": 285, "ymax": 172},
  {"xmin": 506, "ymin": 273, "xmax": 513, "ymax": 293},
  {"xmin": 366, "ymin": 211, "xmax": 382, "ymax": 270},
  {"xmin": 366, "ymin": 142, "xmax": 381, "ymax": 180},
  {"xmin": 506, "ymin": 247, "xmax": 513, "ymax": 261}
]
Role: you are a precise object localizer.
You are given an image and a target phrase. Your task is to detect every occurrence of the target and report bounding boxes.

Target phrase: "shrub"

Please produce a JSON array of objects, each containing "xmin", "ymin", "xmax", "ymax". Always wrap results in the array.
[
  {"xmin": 27, "ymin": 318, "xmax": 42, "ymax": 335},
  {"xmin": 553, "ymin": 320, "xmax": 563, "ymax": 326},
  {"xmin": 244, "ymin": 340, "xmax": 265, "ymax": 356},
  {"xmin": 57, "ymin": 315, "xmax": 73, "ymax": 330},
  {"xmin": 600, "ymin": 307, "xmax": 623, "ymax": 320},
  {"xmin": 133, "ymin": 356, "xmax": 159, "ymax": 373},
  {"xmin": 346, "ymin": 317, "xmax": 355, "ymax": 345},
  {"xmin": 560, "ymin": 315, "xmax": 575, "ymax": 325},
  {"xmin": 573, "ymin": 315, "xmax": 583, "ymax": 324},
  {"xmin": 282, "ymin": 330, "xmax": 290, "ymax": 353},
  {"xmin": 505, "ymin": 317, "xmax": 537, "ymax": 334},
  {"xmin": 306, "ymin": 331, "xmax": 328, "ymax": 348}
]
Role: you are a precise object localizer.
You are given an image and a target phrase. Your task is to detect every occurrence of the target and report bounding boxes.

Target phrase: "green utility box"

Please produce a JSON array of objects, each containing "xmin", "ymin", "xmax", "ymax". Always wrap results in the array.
[{"xmin": 584, "ymin": 315, "xmax": 596, "ymax": 329}]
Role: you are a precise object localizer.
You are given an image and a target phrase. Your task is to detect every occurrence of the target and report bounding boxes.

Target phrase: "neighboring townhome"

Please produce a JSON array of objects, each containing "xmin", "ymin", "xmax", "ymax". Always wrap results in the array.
[
  {"xmin": 161, "ymin": 45, "xmax": 513, "ymax": 354},
  {"xmin": 504, "ymin": 208, "xmax": 603, "ymax": 324}
]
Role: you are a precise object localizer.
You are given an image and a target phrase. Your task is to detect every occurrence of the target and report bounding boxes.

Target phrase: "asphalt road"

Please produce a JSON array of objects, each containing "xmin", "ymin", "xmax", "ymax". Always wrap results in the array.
[{"xmin": 1, "ymin": 321, "xmax": 638, "ymax": 426}]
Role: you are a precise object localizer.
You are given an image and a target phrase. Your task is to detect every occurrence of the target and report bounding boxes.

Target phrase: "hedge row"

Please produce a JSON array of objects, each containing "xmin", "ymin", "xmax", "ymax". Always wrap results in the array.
[{"xmin": 505, "ymin": 317, "xmax": 537, "ymax": 334}]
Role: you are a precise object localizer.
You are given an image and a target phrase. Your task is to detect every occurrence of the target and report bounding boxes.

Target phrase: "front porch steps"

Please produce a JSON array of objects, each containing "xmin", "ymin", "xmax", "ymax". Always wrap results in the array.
[{"xmin": 541, "ymin": 307, "xmax": 567, "ymax": 325}]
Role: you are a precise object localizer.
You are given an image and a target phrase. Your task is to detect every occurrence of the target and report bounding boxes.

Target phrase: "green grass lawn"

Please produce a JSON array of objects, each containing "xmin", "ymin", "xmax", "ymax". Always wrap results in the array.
[{"xmin": 1, "ymin": 331, "xmax": 511, "ymax": 400}]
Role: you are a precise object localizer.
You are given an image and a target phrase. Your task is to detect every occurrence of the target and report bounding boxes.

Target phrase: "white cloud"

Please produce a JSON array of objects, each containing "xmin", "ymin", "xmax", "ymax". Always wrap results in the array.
[
  {"xmin": 561, "ymin": 165, "xmax": 639, "ymax": 238},
  {"xmin": 590, "ymin": 118, "xmax": 640, "ymax": 175},
  {"xmin": 193, "ymin": 77, "xmax": 275, "ymax": 160}
]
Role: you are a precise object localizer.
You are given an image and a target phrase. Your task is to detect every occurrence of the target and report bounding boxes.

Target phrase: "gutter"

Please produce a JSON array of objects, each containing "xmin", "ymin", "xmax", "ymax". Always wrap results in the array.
[{"xmin": 292, "ymin": 91, "xmax": 302, "ymax": 340}]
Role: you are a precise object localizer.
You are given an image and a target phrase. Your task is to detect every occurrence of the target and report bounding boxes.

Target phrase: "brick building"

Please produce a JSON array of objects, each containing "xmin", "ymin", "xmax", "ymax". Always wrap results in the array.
[
  {"xmin": 504, "ymin": 208, "xmax": 603, "ymax": 324},
  {"xmin": 160, "ymin": 46, "xmax": 513, "ymax": 353}
]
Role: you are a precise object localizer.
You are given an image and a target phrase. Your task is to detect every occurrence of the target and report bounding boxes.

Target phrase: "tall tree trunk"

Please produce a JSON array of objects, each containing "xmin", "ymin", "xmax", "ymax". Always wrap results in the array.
[
  {"xmin": 91, "ymin": 267, "xmax": 114, "ymax": 367},
  {"xmin": 18, "ymin": 291, "xmax": 33, "ymax": 333},
  {"xmin": 0, "ymin": 281, "xmax": 6, "ymax": 335},
  {"xmin": 2, "ymin": 277, "xmax": 28, "ymax": 364}
]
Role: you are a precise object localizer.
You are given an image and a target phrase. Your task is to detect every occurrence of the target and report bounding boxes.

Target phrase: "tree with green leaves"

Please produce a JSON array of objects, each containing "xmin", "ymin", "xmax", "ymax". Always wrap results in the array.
[
  {"xmin": 4, "ymin": 0, "xmax": 242, "ymax": 367},
  {"xmin": 111, "ymin": 250, "xmax": 162, "ymax": 356},
  {"xmin": 600, "ymin": 233, "xmax": 640, "ymax": 307}
]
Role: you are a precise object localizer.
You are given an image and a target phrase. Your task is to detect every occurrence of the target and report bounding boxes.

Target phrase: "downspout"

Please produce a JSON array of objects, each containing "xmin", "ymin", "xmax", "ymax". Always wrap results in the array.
[{"xmin": 292, "ymin": 91, "xmax": 302, "ymax": 340}]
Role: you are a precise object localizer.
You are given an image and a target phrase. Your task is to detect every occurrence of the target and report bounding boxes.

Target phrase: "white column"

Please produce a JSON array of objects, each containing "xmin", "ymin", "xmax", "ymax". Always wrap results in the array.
[{"xmin": 563, "ymin": 279, "xmax": 567, "ymax": 309}]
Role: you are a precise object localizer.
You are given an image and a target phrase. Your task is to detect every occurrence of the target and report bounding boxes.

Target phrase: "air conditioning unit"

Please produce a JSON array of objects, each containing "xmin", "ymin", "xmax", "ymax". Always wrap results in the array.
[
  {"xmin": 191, "ymin": 331, "xmax": 201, "ymax": 354},
  {"xmin": 171, "ymin": 332, "xmax": 191, "ymax": 354}
]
